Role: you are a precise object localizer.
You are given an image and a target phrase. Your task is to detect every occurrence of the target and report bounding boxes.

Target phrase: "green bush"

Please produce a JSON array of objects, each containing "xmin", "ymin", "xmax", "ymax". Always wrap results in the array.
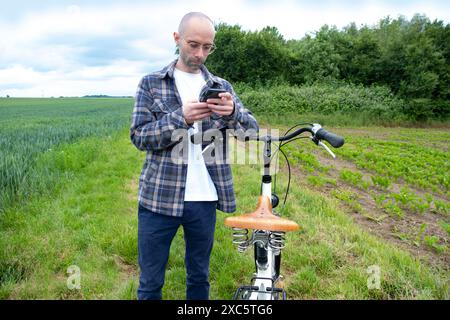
[
  {"xmin": 402, "ymin": 99, "xmax": 450, "ymax": 121},
  {"xmin": 235, "ymin": 82, "xmax": 406, "ymax": 122}
]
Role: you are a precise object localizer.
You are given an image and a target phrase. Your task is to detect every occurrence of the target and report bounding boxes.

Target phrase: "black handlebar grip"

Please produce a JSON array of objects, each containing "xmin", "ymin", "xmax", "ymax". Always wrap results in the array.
[{"xmin": 315, "ymin": 128, "xmax": 345, "ymax": 148}]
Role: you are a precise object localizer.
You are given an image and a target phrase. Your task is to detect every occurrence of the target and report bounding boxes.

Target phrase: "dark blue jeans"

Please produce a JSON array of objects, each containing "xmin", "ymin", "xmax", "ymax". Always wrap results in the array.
[{"xmin": 137, "ymin": 201, "xmax": 217, "ymax": 300}]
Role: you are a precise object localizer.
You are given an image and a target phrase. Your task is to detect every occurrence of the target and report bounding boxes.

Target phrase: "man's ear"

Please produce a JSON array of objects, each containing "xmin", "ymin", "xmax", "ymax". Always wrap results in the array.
[{"xmin": 173, "ymin": 32, "xmax": 180, "ymax": 45}]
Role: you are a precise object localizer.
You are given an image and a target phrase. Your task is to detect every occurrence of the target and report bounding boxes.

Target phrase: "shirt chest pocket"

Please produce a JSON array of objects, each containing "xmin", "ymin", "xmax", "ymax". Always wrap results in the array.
[{"xmin": 150, "ymin": 98, "xmax": 181, "ymax": 120}]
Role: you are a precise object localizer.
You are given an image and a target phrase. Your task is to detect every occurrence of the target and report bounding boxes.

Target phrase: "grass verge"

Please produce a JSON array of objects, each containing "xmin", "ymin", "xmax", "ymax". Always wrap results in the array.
[{"xmin": 0, "ymin": 128, "xmax": 448, "ymax": 299}]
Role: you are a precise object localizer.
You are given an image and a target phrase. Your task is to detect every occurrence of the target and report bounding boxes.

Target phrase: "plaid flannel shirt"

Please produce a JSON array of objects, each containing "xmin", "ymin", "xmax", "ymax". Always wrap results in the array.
[{"xmin": 130, "ymin": 59, "xmax": 259, "ymax": 217}]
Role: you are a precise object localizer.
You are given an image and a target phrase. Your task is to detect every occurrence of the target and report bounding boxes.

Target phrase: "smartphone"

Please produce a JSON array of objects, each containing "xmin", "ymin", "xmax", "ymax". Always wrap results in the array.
[{"xmin": 199, "ymin": 88, "xmax": 228, "ymax": 102}]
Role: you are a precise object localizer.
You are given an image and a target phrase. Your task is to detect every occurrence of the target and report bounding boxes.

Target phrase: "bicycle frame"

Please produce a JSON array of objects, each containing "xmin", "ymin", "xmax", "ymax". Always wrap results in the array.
[
  {"xmin": 233, "ymin": 137, "xmax": 285, "ymax": 300},
  {"xmin": 228, "ymin": 124, "xmax": 344, "ymax": 300},
  {"xmin": 192, "ymin": 123, "xmax": 344, "ymax": 299}
]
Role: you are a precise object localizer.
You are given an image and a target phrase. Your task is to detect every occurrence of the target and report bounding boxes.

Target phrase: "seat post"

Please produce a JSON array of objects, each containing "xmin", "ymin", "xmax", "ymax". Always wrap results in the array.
[
  {"xmin": 261, "ymin": 138, "xmax": 272, "ymax": 199},
  {"xmin": 263, "ymin": 137, "xmax": 272, "ymax": 176}
]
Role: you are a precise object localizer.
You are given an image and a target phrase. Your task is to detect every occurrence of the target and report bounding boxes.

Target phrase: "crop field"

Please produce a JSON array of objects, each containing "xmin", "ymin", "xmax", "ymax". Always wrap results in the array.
[
  {"xmin": 0, "ymin": 98, "xmax": 448, "ymax": 299},
  {"xmin": 0, "ymin": 98, "xmax": 133, "ymax": 212},
  {"xmin": 280, "ymin": 126, "xmax": 449, "ymax": 265}
]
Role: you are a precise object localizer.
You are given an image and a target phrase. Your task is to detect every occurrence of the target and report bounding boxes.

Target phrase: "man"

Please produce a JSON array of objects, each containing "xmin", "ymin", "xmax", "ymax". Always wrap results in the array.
[{"xmin": 130, "ymin": 12, "xmax": 259, "ymax": 300}]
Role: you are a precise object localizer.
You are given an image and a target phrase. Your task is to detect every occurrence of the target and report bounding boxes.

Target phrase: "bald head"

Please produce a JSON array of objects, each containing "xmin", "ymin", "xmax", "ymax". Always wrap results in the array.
[
  {"xmin": 174, "ymin": 12, "xmax": 216, "ymax": 73},
  {"xmin": 178, "ymin": 12, "xmax": 215, "ymax": 37}
]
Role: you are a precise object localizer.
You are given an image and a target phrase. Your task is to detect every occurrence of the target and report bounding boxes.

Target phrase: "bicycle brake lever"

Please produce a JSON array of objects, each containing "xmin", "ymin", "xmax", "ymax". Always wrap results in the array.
[{"xmin": 318, "ymin": 140, "xmax": 336, "ymax": 158}]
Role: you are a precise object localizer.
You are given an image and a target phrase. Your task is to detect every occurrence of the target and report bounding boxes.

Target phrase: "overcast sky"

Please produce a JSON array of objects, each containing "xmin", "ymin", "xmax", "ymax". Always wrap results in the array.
[{"xmin": 1, "ymin": 0, "xmax": 449, "ymax": 97}]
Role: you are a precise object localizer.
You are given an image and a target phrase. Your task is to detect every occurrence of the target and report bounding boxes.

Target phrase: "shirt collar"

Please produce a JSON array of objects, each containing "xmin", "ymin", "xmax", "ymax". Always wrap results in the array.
[{"xmin": 157, "ymin": 59, "xmax": 221, "ymax": 87}]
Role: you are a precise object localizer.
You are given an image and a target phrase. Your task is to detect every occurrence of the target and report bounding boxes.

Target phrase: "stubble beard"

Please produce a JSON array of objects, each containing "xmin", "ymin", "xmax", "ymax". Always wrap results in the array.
[{"xmin": 180, "ymin": 52, "xmax": 205, "ymax": 73}]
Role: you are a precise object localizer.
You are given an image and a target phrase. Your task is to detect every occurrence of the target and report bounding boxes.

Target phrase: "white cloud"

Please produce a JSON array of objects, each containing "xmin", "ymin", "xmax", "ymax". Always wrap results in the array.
[
  {"xmin": 0, "ymin": 2, "xmax": 183, "ymax": 96},
  {"xmin": 0, "ymin": 0, "xmax": 449, "ymax": 97},
  {"xmin": 0, "ymin": 63, "xmax": 142, "ymax": 97}
]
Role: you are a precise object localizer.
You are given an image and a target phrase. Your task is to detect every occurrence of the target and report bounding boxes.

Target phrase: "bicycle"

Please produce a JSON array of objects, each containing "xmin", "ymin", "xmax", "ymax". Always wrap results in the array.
[{"xmin": 222, "ymin": 123, "xmax": 345, "ymax": 300}]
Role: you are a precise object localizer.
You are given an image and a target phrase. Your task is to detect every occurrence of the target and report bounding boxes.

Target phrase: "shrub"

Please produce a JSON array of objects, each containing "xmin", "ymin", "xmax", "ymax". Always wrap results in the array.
[
  {"xmin": 235, "ymin": 82, "xmax": 406, "ymax": 122},
  {"xmin": 402, "ymin": 99, "xmax": 450, "ymax": 121}
]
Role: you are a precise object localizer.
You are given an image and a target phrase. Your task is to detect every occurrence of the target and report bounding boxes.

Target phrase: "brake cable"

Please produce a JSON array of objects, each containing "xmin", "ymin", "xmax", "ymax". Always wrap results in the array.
[{"xmin": 271, "ymin": 123, "xmax": 315, "ymax": 214}]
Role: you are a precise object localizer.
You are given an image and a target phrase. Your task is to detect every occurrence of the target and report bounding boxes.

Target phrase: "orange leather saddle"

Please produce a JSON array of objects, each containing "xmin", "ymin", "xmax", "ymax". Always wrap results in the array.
[{"xmin": 224, "ymin": 196, "xmax": 300, "ymax": 232}]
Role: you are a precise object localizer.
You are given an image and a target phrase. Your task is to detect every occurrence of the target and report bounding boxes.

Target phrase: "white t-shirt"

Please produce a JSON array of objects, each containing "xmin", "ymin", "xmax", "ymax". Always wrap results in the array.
[{"xmin": 173, "ymin": 68, "xmax": 218, "ymax": 202}]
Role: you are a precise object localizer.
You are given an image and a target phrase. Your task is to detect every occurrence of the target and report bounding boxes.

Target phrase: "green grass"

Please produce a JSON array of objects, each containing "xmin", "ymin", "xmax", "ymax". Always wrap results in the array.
[
  {"xmin": 0, "ymin": 98, "xmax": 448, "ymax": 299},
  {"xmin": 0, "ymin": 129, "xmax": 142, "ymax": 299},
  {"xmin": 1, "ymin": 127, "xmax": 448, "ymax": 299}
]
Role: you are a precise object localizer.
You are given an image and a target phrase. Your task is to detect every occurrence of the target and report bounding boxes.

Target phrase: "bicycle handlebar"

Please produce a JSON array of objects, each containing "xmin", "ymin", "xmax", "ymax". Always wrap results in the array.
[
  {"xmin": 312, "ymin": 127, "xmax": 345, "ymax": 148},
  {"xmin": 190, "ymin": 124, "xmax": 344, "ymax": 149}
]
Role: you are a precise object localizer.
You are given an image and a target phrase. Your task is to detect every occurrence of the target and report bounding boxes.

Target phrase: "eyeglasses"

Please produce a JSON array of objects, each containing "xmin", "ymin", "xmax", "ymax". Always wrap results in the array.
[{"xmin": 181, "ymin": 38, "xmax": 216, "ymax": 54}]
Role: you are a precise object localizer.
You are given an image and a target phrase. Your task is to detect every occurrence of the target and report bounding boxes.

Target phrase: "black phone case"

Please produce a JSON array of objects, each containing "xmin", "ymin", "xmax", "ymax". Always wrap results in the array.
[{"xmin": 199, "ymin": 88, "xmax": 227, "ymax": 102}]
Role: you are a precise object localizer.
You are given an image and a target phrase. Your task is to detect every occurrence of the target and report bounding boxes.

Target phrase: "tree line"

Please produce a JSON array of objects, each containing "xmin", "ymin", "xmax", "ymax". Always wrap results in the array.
[{"xmin": 206, "ymin": 14, "xmax": 449, "ymax": 109}]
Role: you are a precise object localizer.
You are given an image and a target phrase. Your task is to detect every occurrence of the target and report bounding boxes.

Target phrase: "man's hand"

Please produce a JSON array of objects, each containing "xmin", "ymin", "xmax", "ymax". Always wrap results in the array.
[
  {"xmin": 206, "ymin": 92, "xmax": 235, "ymax": 117},
  {"xmin": 182, "ymin": 100, "xmax": 212, "ymax": 125}
]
